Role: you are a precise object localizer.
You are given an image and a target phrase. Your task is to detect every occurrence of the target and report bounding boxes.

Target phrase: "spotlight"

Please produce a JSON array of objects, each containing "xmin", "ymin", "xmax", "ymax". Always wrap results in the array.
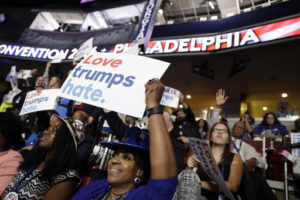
[
  {"xmin": 186, "ymin": 95, "xmax": 191, "ymax": 99},
  {"xmin": 281, "ymin": 93, "xmax": 288, "ymax": 98},
  {"xmin": 208, "ymin": 1, "xmax": 215, "ymax": 9},
  {"xmin": 0, "ymin": 13, "xmax": 5, "ymax": 23},
  {"xmin": 262, "ymin": 107, "xmax": 268, "ymax": 111}
]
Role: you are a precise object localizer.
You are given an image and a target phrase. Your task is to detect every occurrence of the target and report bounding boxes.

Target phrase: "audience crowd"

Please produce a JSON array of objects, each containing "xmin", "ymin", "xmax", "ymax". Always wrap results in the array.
[{"xmin": 0, "ymin": 62, "xmax": 299, "ymax": 200}]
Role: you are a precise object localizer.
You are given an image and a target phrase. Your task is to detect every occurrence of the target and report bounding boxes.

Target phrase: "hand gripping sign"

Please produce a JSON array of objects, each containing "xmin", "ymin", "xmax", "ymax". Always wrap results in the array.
[
  {"xmin": 189, "ymin": 138, "xmax": 235, "ymax": 200},
  {"xmin": 20, "ymin": 89, "xmax": 60, "ymax": 115},
  {"xmin": 59, "ymin": 52, "xmax": 169, "ymax": 118}
]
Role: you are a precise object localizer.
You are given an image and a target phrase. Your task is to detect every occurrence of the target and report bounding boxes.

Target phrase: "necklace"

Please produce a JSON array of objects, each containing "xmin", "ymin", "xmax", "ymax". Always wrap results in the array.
[
  {"xmin": 108, "ymin": 188, "xmax": 132, "ymax": 200},
  {"xmin": 111, "ymin": 189, "xmax": 129, "ymax": 197}
]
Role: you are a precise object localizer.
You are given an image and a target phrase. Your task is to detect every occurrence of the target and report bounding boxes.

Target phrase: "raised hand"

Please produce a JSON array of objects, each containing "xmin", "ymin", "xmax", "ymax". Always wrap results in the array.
[
  {"xmin": 216, "ymin": 89, "xmax": 229, "ymax": 109},
  {"xmin": 178, "ymin": 92, "xmax": 184, "ymax": 104},
  {"xmin": 145, "ymin": 79, "xmax": 165, "ymax": 109}
]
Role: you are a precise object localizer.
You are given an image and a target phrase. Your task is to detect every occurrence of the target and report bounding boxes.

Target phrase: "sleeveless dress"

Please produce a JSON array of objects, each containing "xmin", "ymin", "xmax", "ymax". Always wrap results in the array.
[
  {"xmin": 3, "ymin": 169, "xmax": 80, "ymax": 200},
  {"xmin": 196, "ymin": 153, "xmax": 239, "ymax": 200}
]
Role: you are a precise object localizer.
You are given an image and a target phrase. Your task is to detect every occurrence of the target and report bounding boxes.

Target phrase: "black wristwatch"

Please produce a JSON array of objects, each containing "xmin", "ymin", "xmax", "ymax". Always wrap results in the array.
[{"xmin": 147, "ymin": 105, "xmax": 164, "ymax": 117}]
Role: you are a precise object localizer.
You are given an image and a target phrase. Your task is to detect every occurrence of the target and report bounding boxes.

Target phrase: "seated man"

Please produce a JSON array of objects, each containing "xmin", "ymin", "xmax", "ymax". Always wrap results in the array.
[{"xmin": 231, "ymin": 121, "xmax": 277, "ymax": 200}]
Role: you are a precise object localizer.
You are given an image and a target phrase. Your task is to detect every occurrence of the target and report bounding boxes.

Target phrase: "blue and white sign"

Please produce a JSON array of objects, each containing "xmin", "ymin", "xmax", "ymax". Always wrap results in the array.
[
  {"xmin": 291, "ymin": 133, "xmax": 300, "ymax": 174},
  {"xmin": 20, "ymin": 89, "xmax": 59, "ymax": 115},
  {"xmin": 160, "ymin": 86, "xmax": 179, "ymax": 108},
  {"xmin": 133, "ymin": 0, "xmax": 162, "ymax": 49},
  {"xmin": 58, "ymin": 52, "xmax": 170, "ymax": 118}
]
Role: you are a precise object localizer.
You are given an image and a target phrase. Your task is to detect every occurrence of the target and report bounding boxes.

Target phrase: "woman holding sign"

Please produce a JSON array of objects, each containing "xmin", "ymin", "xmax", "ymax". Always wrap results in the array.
[
  {"xmin": 3, "ymin": 117, "xmax": 81, "ymax": 200},
  {"xmin": 72, "ymin": 79, "xmax": 178, "ymax": 200},
  {"xmin": 182, "ymin": 122, "xmax": 243, "ymax": 200}
]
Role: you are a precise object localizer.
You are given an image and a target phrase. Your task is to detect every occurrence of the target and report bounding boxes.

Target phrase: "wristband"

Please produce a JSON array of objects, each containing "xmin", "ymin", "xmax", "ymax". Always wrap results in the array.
[{"xmin": 147, "ymin": 105, "xmax": 164, "ymax": 117}]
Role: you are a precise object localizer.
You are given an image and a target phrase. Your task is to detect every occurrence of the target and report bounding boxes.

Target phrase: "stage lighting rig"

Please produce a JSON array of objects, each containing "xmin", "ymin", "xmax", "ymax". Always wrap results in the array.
[
  {"xmin": 227, "ymin": 57, "xmax": 250, "ymax": 78},
  {"xmin": 192, "ymin": 59, "xmax": 215, "ymax": 80}
]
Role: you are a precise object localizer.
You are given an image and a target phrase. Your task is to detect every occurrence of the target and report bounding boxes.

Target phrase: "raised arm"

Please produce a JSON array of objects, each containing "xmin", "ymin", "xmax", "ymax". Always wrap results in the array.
[
  {"xmin": 179, "ymin": 92, "xmax": 196, "ymax": 124},
  {"xmin": 208, "ymin": 89, "xmax": 229, "ymax": 128},
  {"xmin": 43, "ymin": 61, "xmax": 51, "ymax": 89},
  {"xmin": 145, "ymin": 79, "xmax": 177, "ymax": 180}
]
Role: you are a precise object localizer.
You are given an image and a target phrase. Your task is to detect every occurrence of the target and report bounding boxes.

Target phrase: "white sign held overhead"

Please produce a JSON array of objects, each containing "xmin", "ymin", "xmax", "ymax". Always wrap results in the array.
[
  {"xmin": 75, "ymin": 37, "xmax": 94, "ymax": 61},
  {"xmin": 10, "ymin": 66, "xmax": 16, "ymax": 77},
  {"xmin": 160, "ymin": 86, "xmax": 179, "ymax": 108},
  {"xmin": 17, "ymin": 70, "xmax": 32, "ymax": 79},
  {"xmin": 189, "ymin": 138, "xmax": 235, "ymax": 200},
  {"xmin": 59, "ymin": 52, "xmax": 170, "ymax": 118},
  {"xmin": 20, "ymin": 89, "xmax": 59, "ymax": 115}
]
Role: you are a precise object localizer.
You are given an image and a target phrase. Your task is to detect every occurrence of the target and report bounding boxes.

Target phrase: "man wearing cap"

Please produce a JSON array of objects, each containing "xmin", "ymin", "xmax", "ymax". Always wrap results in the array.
[{"xmin": 172, "ymin": 93, "xmax": 199, "ymax": 144}]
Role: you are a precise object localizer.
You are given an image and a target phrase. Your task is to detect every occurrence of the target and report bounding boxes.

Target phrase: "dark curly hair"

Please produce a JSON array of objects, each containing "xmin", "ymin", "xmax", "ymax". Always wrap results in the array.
[
  {"xmin": 261, "ymin": 112, "xmax": 281, "ymax": 127},
  {"xmin": 0, "ymin": 112, "xmax": 25, "ymax": 150},
  {"xmin": 197, "ymin": 119, "xmax": 208, "ymax": 133},
  {"xmin": 20, "ymin": 119, "xmax": 78, "ymax": 181}
]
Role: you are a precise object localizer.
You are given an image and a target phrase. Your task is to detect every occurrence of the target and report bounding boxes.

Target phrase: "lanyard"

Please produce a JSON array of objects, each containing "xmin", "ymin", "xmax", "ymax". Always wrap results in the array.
[
  {"xmin": 9, "ymin": 163, "xmax": 41, "ymax": 193},
  {"xmin": 233, "ymin": 140, "xmax": 243, "ymax": 154}
]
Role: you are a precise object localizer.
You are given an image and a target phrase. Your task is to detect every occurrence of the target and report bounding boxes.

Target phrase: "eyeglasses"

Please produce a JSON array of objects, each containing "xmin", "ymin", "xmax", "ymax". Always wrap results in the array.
[{"xmin": 213, "ymin": 128, "xmax": 228, "ymax": 134}]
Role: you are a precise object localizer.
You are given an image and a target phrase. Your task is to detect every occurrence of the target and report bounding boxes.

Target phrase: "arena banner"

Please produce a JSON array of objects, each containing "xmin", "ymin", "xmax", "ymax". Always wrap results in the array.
[
  {"xmin": 114, "ymin": 16, "xmax": 300, "ymax": 54},
  {"xmin": 189, "ymin": 138, "xmax": 235, "ymax": 200},
  {"xmin": 160, "ymin": 86, "xmax": 179, "ymax": 108},
  {"xmin": 1, "ymin": 16, "xmax": 300, "ymax": 60},
  {"xmin": 133, "ymin": 0, "xmax": 162, "ymax": 49},
  {"xmin": 20, "ymin": 89, "xmax": 59, "ymax": 115},
  {"xmin": 58, "ymin": 52, "xmax": 170, "ymax": 118}
]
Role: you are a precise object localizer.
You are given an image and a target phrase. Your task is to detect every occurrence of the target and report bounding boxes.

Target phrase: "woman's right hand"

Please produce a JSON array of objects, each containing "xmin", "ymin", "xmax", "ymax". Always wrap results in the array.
[{"xmin": 187, "ymin": 155, "xmax": 200, "ymax": 171}]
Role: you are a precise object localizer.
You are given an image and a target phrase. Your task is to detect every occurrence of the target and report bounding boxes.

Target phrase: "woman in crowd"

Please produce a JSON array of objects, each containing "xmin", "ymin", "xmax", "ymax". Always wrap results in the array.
[
  {"xmin": 252, "ymin": 112, "xmax": 288, "ymax": 138},
  {"xmin": 197, "ymin": 119, "xmax": 208, "ymax": 139},
  {"xmin": 72, "ymin": 79, "xmax": 178, "ymax": 200},
  {"xmin": 239, "ymin": 111, "xmax": 255, "ymax": 139},
  {"xmin": 0, "ymin": 112, "xmax": 24, "ymax": 197},
  {"xmin": 3, "ymin": 117, "xmax": 81, "ymax": 200},
  {"xmin": 178, "ymin": 122, "xmax": 243, "ymax": 200}
]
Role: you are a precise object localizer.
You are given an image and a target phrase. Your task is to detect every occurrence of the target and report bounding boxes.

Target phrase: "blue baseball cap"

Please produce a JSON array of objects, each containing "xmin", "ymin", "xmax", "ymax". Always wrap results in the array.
[{"xmin": 100, "ymin": 127, "xmax": 149, "ymax": 151}]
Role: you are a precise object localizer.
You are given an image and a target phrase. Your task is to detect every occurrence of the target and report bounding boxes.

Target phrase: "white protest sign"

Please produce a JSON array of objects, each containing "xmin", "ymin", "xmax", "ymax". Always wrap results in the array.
[
  {"xmin": 291, "ymin": 133, "xmax": 300, "ymax": 174},
  {"xmin": 10, "ymin": 65, "xmax": 16, "ymax": 77},
  {"xmin": 189, "ymin": 138, "xmax": 235, "ymax": 200},
  {"xmin": 20, "ymin": 89, "xmax": 59, "ymax": 115},
  {"xmin": 17, "ymin": 70, "xmax": 32, "ymax": 79},
  {"xmin": 160, "ymin": 86, "xmax": 179, "ymax": 108},
  {"xmin": 75, "ymin": 37, "xmax": 93, "ymax": 61},
  {"xmin": 58, "ymin": 52, "xmax": 170, "ymax": 118}
]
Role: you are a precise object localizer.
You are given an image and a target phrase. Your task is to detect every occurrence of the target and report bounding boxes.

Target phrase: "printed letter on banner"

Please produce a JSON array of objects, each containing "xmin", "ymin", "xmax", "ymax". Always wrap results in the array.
[
  {"xmin": 189, "ymin": 138, "xmax": 235, "ymax": 200},
  {"xmin": 59, "ymin": 52, "xmax": 169, "ymax": 118},
  {"xmin": 160, "ymin": 86, "xmax": 179, "ymax": 108},
  {"xmin": 20, "ymin": 89, "xmax": 60, "ymax": 115}
]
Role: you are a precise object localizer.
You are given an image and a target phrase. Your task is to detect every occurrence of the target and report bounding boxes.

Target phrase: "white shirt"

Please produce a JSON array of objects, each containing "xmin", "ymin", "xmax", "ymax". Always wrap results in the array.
[{"xmin": 231, "ymin": 137, "xmax": 265, "ymax": 169}]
